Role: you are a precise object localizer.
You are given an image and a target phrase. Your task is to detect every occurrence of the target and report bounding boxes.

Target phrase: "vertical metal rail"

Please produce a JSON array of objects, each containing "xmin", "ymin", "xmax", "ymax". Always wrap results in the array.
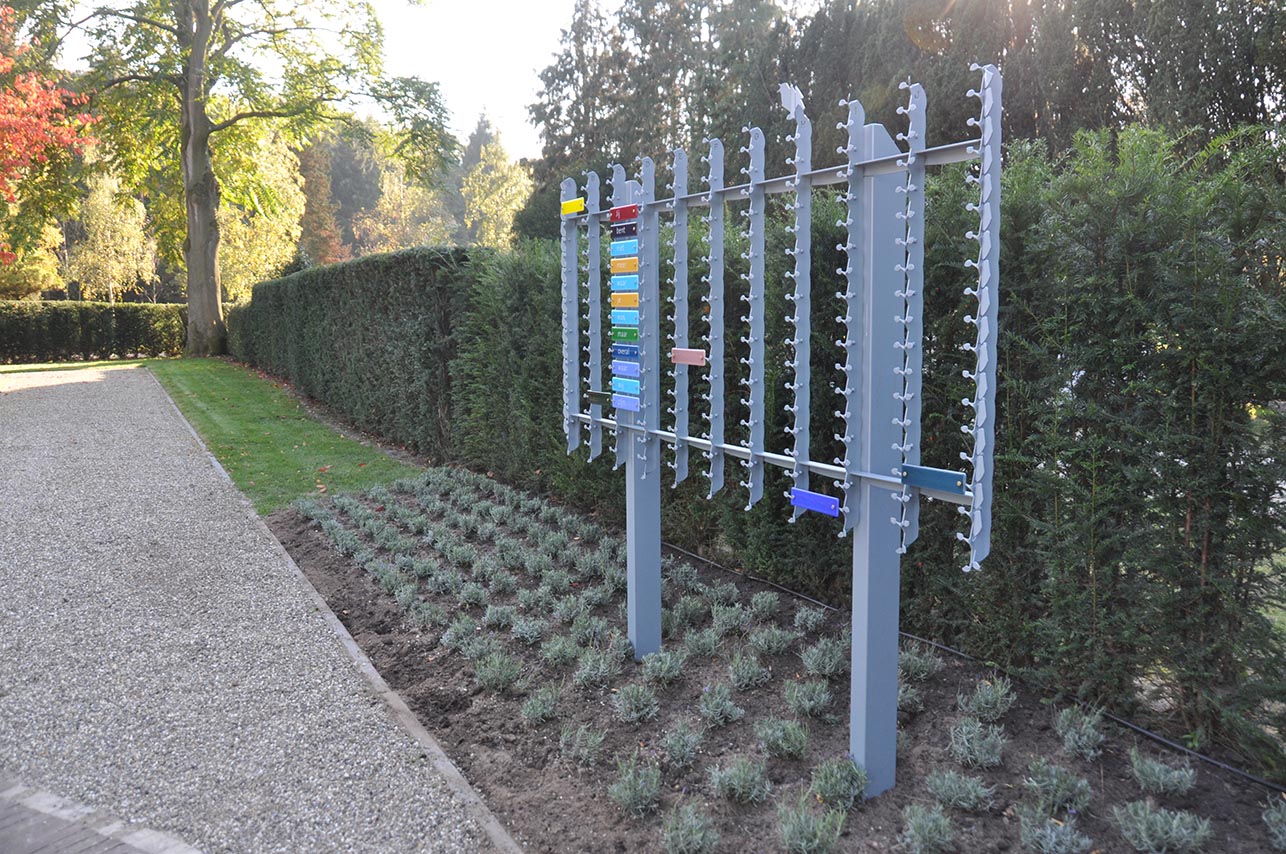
[
  {"xmin": 959, "ymin": 65, "xmax": 1002, "ymax": 571},
  {"xmin": 849, "ymin": 119, "xmax": 905, "ymax": 798},
  {"xmin": 893, "ymin": 82, "xmax": 927, "ymax": 551},
  {"xmin": 560, "ymin": 177, "xmax": 581, "ymax": 453},
  {"xmin": 836, "ymin": 100, "xmax": 866, "ymax": 537},
  {"xmin": 585, "ymin": 171, "xmax": 604, "ymax": 461},
  {"xmin": 625, "ymin": 157, "xmax": 662, "ymax": 658},
  {"xmin": 783, "ymin": 90, "xmax": 812, "ymax": 521},
  {"xmin": 740, "ymin": 127, "xmax": 767, "ymax": 509},
  {"xmin": 668, "ymin": 149, "xmax": 691, "ymax": 485},
  {"xmin": 702, "ymin": 139, "xmax": 727, "ymax": 498}
]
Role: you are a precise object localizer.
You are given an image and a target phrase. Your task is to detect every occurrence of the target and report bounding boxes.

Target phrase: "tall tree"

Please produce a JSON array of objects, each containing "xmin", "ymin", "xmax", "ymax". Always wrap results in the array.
[
  {"xmin": 0, "ymin": 5, "xmax": 93, "ymax": 263},
  {"xmin": 460, "ymin": 136, "xmax": 531, "ymax": 249},
  {"xmin": 42, "ymin": 0, "xmax": 454, "ymax": 353},
  {"xmin": 62, "ymin": 170, "xmax": 157, "ymax": 302},
  {"xmin": 297, "ymin": 142, "xmax": 349, "ymax": 266},
  {"xmin": 217, "ymin": 130, "xmax": 304, "ymax": 299}
]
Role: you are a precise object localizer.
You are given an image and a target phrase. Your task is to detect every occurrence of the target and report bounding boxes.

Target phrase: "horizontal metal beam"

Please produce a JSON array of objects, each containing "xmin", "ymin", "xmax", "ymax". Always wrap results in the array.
[
  {"xmin": 572, "ymin": 412, "xmax": 971, "ymax": 506},
  {"xmin": 565, "ymin": 139, "xmax": 981, "ymax": 221}
]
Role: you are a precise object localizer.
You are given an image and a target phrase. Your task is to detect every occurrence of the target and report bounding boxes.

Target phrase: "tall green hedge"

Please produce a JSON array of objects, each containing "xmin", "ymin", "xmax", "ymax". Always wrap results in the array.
[
  {"xmin": 229, "ymin": 126, "xmax": 1285, "ymax": 777},
  {"xmin": 0, "ymin": 301, "xmax": 187, "ymax": 363},
  {"xmin": 227, "ymin": 248, "xmax": 473, "ymax": 461}
]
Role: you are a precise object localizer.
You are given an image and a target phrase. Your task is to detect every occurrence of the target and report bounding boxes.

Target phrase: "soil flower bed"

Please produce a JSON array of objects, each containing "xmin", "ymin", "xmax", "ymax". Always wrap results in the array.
[{"xmin": 271, "ymin": 466, "xmax": 1282, "ymax": 853}]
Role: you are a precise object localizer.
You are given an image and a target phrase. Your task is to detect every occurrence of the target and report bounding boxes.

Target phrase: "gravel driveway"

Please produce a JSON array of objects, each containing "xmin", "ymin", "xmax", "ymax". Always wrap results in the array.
[{"xmin": 0, "ymin": 366, "xmax": 487, "ymax": 853}]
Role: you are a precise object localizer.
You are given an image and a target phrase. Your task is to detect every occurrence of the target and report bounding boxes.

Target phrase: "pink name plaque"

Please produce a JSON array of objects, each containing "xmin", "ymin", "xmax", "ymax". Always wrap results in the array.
[{"xmin": 670, "ymin": 348, "xmax": 707, "ymax": 367}]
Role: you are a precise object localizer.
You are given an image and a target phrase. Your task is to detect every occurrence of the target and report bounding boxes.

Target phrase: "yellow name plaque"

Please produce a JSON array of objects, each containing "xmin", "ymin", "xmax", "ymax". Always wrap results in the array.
[
  {"xmin": 611, "ymin": 292, "xmax": 639, "ymax": 308},
  {"xmin": 560, "ymin": 197, "xmax": 586, "ymax": 215},
  {"xmin": 610, "ymin": 256, "xmax": 639, "ymax": 273}
]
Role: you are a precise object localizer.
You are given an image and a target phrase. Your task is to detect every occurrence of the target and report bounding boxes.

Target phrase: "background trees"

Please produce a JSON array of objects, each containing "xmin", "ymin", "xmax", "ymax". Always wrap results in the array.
[
  {"xmin": 0, "ymin": 5, "xmax": 93, "ymax": 264},
  {"xmin": 28, "ymin": 0, "xmax": 456, "ymax": 353}
]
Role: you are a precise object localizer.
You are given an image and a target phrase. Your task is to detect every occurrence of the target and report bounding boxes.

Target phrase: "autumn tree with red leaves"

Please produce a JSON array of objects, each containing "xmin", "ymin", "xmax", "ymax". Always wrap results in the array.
[{"xmin": 0, "ymin": 6, "xmax": 93, "ymax": 264}]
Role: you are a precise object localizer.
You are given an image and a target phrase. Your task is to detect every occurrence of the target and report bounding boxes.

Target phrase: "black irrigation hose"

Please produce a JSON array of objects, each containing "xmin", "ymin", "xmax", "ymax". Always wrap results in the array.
[{"xmin": 661, "ymin": 540, "xmax": 1286, "ymax": 795}]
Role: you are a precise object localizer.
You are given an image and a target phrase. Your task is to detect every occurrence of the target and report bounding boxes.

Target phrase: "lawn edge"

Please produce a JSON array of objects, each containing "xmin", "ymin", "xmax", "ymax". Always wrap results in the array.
[{"xmin": 143, "ymin": 367, "xmax": 525, "ymax": 854}]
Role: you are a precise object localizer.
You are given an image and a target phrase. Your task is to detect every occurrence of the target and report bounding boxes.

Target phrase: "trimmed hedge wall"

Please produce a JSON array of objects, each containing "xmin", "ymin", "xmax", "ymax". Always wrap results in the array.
[
  {"xmin": 0, "ymin": 301, "xmax": 186, "ymax": 363},
  {"xmin": 227, "ymin": 248, "xmax": 472, "ymax": 461}
]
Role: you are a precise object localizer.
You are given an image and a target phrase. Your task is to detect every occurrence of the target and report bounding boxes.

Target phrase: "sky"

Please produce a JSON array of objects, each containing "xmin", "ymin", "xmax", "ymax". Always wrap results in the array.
[{"xmin": 375, "ymin": 0, "xmax": 600, "ymax": 161}]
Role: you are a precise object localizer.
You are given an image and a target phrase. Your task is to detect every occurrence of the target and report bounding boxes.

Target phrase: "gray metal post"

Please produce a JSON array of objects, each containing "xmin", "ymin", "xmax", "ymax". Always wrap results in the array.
[
  {"xmin": 849, "ymin": 122, "xmax": 905, "ymax": 798},
  {"xmin": 960, "ymin": 65, "xmax": 1002, "ymax": 571},
  {"xmin": 584, "ymin": 171, "xmax": 604, "ymax": 461},
  {"xmin": 702, "ymin": 139, "xmax": 726, "ymax": 497},
  {"xmin": 669, "ymin": 149, "xmax": 690, "ymax": 485},
  {"xmin": 783, "ymin": 88, "xmax": 812, "ymax": 521},
  {"xmin": 560, "ymin": 178, "xmax": 581, "ymax": 453},
  {"xmin": 740, "ymin": 128, "xmax": 766, "ymax": 509},
  {"xmin": 625, "ymin": 158, "xmax": 662, "ymax": 659},
  {"xmin": 894, "ymin": 82, "xmax": 927, "ymax": 550}
]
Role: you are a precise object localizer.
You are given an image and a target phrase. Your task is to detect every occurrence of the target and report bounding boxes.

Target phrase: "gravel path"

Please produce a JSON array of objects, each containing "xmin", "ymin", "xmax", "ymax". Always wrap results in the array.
[{"xmin": 0, "ymin": 366, "xmax": 487, "ymax": 853}]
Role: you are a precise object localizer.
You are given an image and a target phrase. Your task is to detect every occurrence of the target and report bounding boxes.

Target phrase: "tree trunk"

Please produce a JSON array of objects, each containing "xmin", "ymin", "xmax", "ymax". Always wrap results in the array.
[{"xmin": 177, "ymin": 0, "xmax": 224, "ymax": 355}]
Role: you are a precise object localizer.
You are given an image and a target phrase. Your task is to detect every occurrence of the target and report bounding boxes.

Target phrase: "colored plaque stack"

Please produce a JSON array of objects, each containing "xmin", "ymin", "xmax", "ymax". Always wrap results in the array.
[{"xmin": 609, "ymin": 204, "xmax": 641, "ymax": 412}]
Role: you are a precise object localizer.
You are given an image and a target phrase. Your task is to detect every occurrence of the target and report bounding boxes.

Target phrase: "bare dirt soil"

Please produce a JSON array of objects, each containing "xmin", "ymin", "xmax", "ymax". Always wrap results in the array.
[{"xmin": 270, "ymin": 505, "xmax": 1279, "ymax": 854}]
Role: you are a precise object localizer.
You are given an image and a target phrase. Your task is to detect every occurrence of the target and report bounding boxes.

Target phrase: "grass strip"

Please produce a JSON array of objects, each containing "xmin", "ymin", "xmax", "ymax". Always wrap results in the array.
[{"xmin": 148, "ymin": 357, "xmax": 420, "ymax": 513}]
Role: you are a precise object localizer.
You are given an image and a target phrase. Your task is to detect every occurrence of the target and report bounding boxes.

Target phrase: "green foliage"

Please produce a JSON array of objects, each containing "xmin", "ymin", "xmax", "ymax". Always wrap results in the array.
[
  {"xmin": 957, "ymin": 676, "xmax": 1016, "ymax": 723},
  {"xmin": 660, "ymin": 720, "xmax": 703, "ymax": 770},
  {"xmin": 1264, "ymin": 798, "xmax": 1286, "ymax": 851},
  {"xmin": 0, "ymin": 301, "xmax": 185, "ymax": 363},
  {"xmin": 227, "ymin": 248, "xmax": 474, "ymax": 458},
  {"xmin": 897, "ymin": 682, "xmax": 924, "ymax": 714},
  {"xmin": 1019, "ymin": 815, "xmax": 1093, "ymax": 854},
  {"xmin": 749, "ymin": 591, "xmax": 780, "ymax": 621},
  {"xmin": 1113, "ymin": 801, "xmax": 1212, "ymax": 854},
  {"xmin": 682, "ymin": 627, "xmax": 721, "ymax": 659},
  {"xmin": 748, "ymin": 626, "xmax": 801, "ymax": 656},
  {"xmin": 697, "ymin": 683, "xmax": 744, "ymax": 727},
  {"xmin": 754, "ymin": 717, "xmax": 809, "ymax": 759},
  {"xmin": 799, "ymin": 638, "xmax": 847, "ymax": 680},
  {"xmin": 641, "ymin": 649, "xmax": 687, "ymax": 686},
  {"xmin": 898, "ymin": 643, "xmax": 944, "ymax": 683},
  {"xmin": 540, "ymin": 635, "xmax": 580, "ymax": 667},
  {"xmin": 439, "ymin": 614, "xmax": 477, "ymax": 652},
  {"xmin": 948, "ymin": 718, "xmax": 1006, "ymax": 769},
  {"xmin": 661, "ymin": 803, "xmax": 719, "ymax": 854},
  {"xmin": 457, "ymin": 581, "xmax": 487, "ymax": 608},
  {"xmin": 793, "ymin": 606, "xmax": 827, "ymax": 635},
  {"xmin": 572, "ymin": 647, "xmax": 623, "ymax": 689},
  {"xmin": 1129, "ymin": 748, "xmax": 1197, "ymax": 797},
  {"xmin": 613, "ymin": 683, "xmax": 660, "ymax": 725},
  {"xmin": 608, "ymin": 752, "xmax": 661, "ymax": 818},
  {"xmin": 520, "ymin": 685, "xmax": 559, "ymax": 726},
  {"xmin": 710, "ymin": 603, "xmax": 749, "ymax": 638},
  {"xmin": 926, "ymin": 769, "xmax": 994, "ymax": 812},
  {"xmin": 481, "ymin": 604, "xmax": 516, "ymax": 630},
  {"xmin": 510, "ymin": 616, "xmax": 546, "ymax": 646},
  {"xmin": 785, "ymin": 680, "xmax": 832, "ymax": 718},
  {"xmin": 898, "ymin": 804, "xmax": 954, "ymax": 854},
  {"xmin": 1023, "ymin": 758, "xmax": 1092, "ymax": 816},
  {"xmin": 474, "ymin": 652, "xmax": 522, "ymax": 694},
  {"xmin": 776, "ymin": 795, "xmax": 844, "ymax": 854},
  {"xmin": 728, "ymin": 649, "xmax": 770, "ymax": 691},
  {"xmin": 559, "ymin": 723, "xmax": 605, "ymax": 767},
  {"xmin": 708, "ymin": 755, "xmax": 771, "ymax": 804},
  {"xmin": 807, "ymin": 757, "xmax": 867, "ymax": 811},
  {"xmin": 1054, "ymin": 707, "xmax": 1106, "ymax": 761}
]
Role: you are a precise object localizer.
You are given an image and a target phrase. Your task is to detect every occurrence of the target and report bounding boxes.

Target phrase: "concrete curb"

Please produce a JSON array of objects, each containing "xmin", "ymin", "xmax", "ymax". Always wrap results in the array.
[{"xmin": 143, "ymin": 366, "xmax": 524, "ymax": 854}]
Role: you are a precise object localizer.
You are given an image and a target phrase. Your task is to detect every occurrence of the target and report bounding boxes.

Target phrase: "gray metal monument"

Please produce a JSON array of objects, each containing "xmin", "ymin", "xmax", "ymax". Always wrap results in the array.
[{"xmin": 559, "ymin": 66, "xmax": 1002, "ymax": 796}]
